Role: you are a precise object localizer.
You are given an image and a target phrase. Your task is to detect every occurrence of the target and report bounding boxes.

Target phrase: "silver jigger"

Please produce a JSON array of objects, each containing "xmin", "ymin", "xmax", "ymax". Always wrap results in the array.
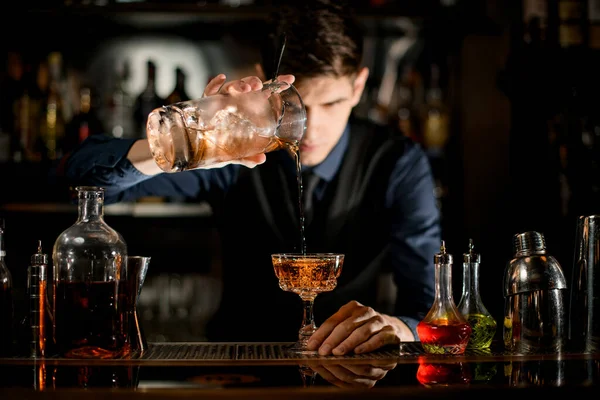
[
  {"xmin": 126, "ymin": 256, "xmax": 151, "ymax": 354},
  {"xmin": 569, "ymin": 215, "xmax": 600, "ymax": 353}
]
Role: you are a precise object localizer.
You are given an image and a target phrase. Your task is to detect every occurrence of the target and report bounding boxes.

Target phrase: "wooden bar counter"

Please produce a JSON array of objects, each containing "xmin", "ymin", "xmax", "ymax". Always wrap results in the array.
[{"xmin": 1, "ymin": 342, "xmax": 599, "ymax": 399}]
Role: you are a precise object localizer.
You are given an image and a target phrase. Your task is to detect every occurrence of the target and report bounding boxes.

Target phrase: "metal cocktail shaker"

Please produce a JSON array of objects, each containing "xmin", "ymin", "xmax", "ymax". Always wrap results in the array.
[{"xmin": 503, "ymin": 231, "xmax": 568, "ymax": 353}]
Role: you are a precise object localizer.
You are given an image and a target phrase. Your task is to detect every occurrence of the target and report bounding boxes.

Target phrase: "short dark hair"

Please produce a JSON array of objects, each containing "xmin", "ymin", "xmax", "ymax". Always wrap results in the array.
[{"xmin": 261, "ymin": 0, "xmax": 364, "ymax": 81}]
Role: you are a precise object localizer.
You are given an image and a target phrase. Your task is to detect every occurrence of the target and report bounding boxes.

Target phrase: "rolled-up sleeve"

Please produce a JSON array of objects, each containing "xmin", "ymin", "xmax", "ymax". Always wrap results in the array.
[{"xmin": 386, "ymin": 142, "xmax": 441, "ymax": 339}]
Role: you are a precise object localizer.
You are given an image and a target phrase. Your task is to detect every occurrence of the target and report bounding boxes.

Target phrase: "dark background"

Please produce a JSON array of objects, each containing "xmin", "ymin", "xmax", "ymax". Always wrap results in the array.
[{"xmin": 1, "ymin": 0, "xmax": 599, "ymax": 342}]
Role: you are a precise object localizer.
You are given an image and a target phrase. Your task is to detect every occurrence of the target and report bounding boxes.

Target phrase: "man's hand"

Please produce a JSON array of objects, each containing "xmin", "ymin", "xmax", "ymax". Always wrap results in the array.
[
  {"xmin": 303, "ymin": 360, "xmax": 397, "ymax": 389},
  {"xmin": 203, "ymin": 74, "xmax": 295, "ymax": 97},
  {"xmin": 306, "ymin": 301, "xmax": 415, "ymax": 356}
]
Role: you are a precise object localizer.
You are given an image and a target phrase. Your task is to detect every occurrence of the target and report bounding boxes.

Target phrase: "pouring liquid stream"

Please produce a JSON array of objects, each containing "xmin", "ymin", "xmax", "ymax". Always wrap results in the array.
[{"xmin": 270, "ymin": 34, "xmax": 308, "ymax": 255}]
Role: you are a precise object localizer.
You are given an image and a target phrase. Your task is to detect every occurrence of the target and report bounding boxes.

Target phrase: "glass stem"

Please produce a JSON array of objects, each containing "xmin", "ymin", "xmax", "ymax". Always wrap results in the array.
[{"xmin": 299, "ymin": 298, "xmax": 317, "ymax": 341}]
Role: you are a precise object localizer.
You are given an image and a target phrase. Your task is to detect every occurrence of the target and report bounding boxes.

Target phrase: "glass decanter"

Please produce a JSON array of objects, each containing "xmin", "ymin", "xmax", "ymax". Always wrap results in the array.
[
  {"xmin": 417, "ymin": 241, "xmax": 471, "ymax": 354},
  {"xmin": 52, "ymin": 186, "xmax": 128, "ymax": 358},
  {"xmin": 457, "ymin": 239, "xmax": 497, "ymax": 349}
]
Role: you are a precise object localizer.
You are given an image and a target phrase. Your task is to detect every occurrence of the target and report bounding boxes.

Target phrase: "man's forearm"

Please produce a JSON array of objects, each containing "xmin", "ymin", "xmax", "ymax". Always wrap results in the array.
[{"xmin": 127, "ymin": 139, "xmax": 163, "ymax": 176}]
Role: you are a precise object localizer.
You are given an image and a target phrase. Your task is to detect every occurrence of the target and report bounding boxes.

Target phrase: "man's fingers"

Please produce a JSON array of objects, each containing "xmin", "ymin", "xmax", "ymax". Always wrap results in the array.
[
  {"xmin": 219, "ymin": 76, "xmax": 264, "ymax": 94},
  {"xmin": 203, "ymin": 74, "xmax": 227, "ymax": 97},
  {"xmin": 205, "ymin": 75, "xmax": 291, "ymax": 98},
  {"xmin": 306, "ymin": 314, "xmax": 345, "ymax": 351},
  {"xmin": 319, "ymin": 306, "xmax": 377, "ymax": 355},
  {"xmin": 329, "ymin": 319, "xmax": 377, "ymax": 356},
  {"xmin": 274, "ymin": 74, "xmax": 295, "ymax": 85},
  {"xmin": 241, "ymin": 76, "xmax": 264, "ymax": 90},
  {"xmin": 352, "ymin": 326, "xmax": 400, "ymax": 355},
  {"xmin": 307, "ymin": 302, "xmax": 365, "ymax": 352}
]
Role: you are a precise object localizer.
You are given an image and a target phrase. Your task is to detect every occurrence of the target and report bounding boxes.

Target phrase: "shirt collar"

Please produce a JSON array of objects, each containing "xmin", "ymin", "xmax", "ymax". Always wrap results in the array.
[{"xmin": 302, "ymin": 124, "xmax": 350, "ymax": 182}]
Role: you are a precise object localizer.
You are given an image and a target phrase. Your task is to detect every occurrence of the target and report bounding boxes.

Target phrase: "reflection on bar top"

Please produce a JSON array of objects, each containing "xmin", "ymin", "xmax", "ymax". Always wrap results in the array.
[{"xmin": 0, "ymin": 202, "xmax": 213, "ymax": 217}]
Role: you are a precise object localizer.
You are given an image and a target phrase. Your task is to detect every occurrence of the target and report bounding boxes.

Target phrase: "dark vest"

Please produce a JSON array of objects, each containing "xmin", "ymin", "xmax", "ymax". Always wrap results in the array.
[{"xmin": 206, "ymin": 119, "xmax": 408, "ymax": 342}]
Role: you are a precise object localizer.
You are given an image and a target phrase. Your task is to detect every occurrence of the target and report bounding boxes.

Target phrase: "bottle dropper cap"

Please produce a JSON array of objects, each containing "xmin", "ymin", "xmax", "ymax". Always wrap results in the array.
[
  {"xmin": 31, "ymin": 240, "xmax": 48, "ymax": 265},
  {"xmin": 434, "ymin": 240, "xmax": 453, "ymax": 264},
  {"xmin": 463, "ymin": 238, "xmax": 481, "ymax": 263}
]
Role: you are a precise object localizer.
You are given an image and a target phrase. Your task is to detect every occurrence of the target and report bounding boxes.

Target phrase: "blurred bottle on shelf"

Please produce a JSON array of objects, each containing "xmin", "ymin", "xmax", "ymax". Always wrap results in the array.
[
  {"xmin": 38, "ymin": 52, "xmax": 68, "ymax": 161},
  {"xmin": 64, "ymin": 86, "xmax": 105, "ymax": 154},
  {"xmin": 22, "ymin": 59, "xmax": 51, "ymax": 163},
  {"xmin": 522, "ymin": 0, "xmax": 549, "ymax": 44},
  {"xmin": 393, "ymin": 65, "xmax": 422, "ymax": 143},
  {"xmin": 590, "ymin": 0, "xmax": 600, "ymax": 49},
  {"xmin": 558, "ymin": 0, "xmax": 586, "ymax": 49},
  {"xmin": 12, "ymin": 63, "xmax": 35, "ymax": 163},
  {"xmin": 420, "ymin": 63, "xmax": 450, "ymax": 214},
  {"xmin": 106, "ymin": 59, "xmax": 134, "ymax": 139},
  {"xmin": 421, "ymin": 64, "xmax": 450, "ymax": 155},
  {"xmin": 0, "ymin": 52, "xmax": 25, "ymax": 162},
  {"xmin": 165, "ymin": 67, "xmax": 190, "ymax": 105},
  {"xmin": 133, "ymin": 60, "xmax": 165, "ymax": 139}
]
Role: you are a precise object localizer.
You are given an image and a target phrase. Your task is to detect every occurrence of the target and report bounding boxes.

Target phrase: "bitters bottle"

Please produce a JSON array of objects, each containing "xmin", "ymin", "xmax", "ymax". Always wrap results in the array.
[{"xmin": 417, "ymin": 241, "xmax": 472, "ymax": 354}]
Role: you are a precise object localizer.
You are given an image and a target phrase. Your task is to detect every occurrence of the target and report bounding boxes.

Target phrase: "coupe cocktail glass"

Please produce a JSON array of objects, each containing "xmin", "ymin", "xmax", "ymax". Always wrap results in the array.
[{"xmin": 271, "ymin": 253, "xmax": 344, "ymax": 354}]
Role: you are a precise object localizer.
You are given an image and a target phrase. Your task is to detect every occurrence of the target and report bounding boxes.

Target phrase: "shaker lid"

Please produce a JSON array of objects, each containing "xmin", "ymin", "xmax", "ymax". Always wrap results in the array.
[
  {"xmin": 504, "ymin": 231, "xmax": 567, "ymax": 295},
  {"xmin": 463, "ymin": 238, "xmax": 480, "ymax": 263},
  {"xmin": 513, "ymin": 231, "xmax": 546, "ymax": 255},
  {"xmin": 31, "ymin": 240, "xmax": 48, "ymax": 265},
  {"xmin": 434, "ymin": 240, "xmax": 453, "ymax": 264}
]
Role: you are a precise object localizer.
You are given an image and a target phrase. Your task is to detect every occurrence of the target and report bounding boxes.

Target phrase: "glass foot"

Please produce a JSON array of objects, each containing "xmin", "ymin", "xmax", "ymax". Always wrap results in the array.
[{"xmin": 286, "ymin": 340, "xmax": 318, "ymax": 355}]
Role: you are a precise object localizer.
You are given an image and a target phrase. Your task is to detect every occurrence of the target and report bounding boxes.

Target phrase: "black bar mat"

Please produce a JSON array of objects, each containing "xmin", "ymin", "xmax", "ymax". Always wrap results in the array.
[{"xmin": 138, "ymin": 342, "xmax": 415, "ymax": 361}]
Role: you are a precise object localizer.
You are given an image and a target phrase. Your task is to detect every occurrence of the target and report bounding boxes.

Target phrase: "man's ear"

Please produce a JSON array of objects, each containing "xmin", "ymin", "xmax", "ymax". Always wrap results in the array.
[
  {"xmin": 351, "ymin": 67, "xmax": 370, "ymax": 107},
  {"xmin": 254, "ymin": 63, "xmax": 267, "ymax": 81}
]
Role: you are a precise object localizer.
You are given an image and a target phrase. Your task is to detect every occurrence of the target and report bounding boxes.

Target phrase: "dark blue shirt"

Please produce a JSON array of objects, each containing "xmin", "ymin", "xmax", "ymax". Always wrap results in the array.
[{"xmin": 60, "ymin": 123, "xmax": 440, "ymax": 338}]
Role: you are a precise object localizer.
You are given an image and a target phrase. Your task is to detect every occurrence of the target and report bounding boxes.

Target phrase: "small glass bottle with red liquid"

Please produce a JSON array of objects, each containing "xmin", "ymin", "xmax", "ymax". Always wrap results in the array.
[{"xmin": 417, "ymin": 241, "xmax": 472, "ymax": 354}]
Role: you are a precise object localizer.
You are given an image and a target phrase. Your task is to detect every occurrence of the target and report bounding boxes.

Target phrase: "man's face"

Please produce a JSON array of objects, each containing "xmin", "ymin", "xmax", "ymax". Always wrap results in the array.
[{"xmin": 294, "ymin": 68, "xmax": 369, "ymax": 167}]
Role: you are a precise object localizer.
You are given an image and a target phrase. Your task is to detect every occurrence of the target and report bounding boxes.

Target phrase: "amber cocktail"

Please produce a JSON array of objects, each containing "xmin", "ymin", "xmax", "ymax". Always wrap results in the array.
[{"xmin": 272, "ymin": 253, "xmax": 344, "ymax": 354}]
